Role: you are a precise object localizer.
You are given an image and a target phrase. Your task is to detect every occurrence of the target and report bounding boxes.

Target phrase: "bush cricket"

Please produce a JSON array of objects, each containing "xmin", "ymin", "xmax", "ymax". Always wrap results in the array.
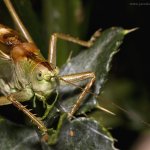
[{"xmin": 0, "ymin": 0, "xmax": 114, "ymax": 142}]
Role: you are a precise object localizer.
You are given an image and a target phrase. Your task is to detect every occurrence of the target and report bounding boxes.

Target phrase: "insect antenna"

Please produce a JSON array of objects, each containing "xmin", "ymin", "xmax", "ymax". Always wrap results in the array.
[
  {"xmin": 58, "ymin": 77, "xmax": 115, "ymax": 115},
  {"xmin": 58, "ymin": 76, "xmax": 98, "ymax": 97},
  {"xmin": 59, "ymin": 76, "xmax": 150, "ymax": 123},
  {"xmin": 112, "ymin": 103, "xmax": 150, "ymax": 127}
]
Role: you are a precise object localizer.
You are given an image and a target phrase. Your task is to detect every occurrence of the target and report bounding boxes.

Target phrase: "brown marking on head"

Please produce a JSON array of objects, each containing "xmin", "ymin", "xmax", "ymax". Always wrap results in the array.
[{"xmin": 40, "ymin": 61, "xmax": 54, "ymax": 71}]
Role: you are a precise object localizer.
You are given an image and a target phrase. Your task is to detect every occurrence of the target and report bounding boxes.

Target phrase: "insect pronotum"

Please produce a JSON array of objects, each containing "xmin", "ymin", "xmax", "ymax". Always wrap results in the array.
[{"xmin": 0, "ymin": 0, "xmax": 112, "ymax": 140}]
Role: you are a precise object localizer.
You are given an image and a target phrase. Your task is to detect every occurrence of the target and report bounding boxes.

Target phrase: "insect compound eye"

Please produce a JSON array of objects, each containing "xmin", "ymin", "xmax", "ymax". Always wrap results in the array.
[{"xmin": 36, "ymin": 71, "xmax": 43, "ymax": 81}]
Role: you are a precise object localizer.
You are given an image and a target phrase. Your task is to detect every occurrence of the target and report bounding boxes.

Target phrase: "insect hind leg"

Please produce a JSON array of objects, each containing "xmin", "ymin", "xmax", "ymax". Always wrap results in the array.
[{"xmin": 3, "ymin": 0, "xmax": 34, "ymax": 43}]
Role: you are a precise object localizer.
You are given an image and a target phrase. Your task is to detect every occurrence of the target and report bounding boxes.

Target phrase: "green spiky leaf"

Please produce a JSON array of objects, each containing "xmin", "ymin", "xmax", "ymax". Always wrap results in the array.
[{"xmin": 59, "ymin": 27, "xmax": 128, "ymax": 114}]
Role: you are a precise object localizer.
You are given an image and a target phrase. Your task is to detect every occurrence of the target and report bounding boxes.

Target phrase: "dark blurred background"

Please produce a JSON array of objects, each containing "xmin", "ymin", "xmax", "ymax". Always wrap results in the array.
[{"xmin": 0, "ymin": 0, "xmax": 150, "ymax": 150}]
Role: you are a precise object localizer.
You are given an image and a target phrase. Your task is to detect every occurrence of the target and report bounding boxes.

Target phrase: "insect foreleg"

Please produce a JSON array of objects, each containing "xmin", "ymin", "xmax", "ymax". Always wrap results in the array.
[
  {"xmin": 0, "ymin": 87, "xmax": 48, "ymax": 133},
  {"xmin": 1, "ymin": 86, "xmax": 33, "ymax": 103},
  {"xmin": 7, "ymin": 95, "xmax": 48, "ymax": 134},
  {"xmin": 59, "ymin": 72, "xmax": 96, "ymax": 118},
  {"xmin": 48, "ymin": 30, "xmax": 101, "ymax": 66}
]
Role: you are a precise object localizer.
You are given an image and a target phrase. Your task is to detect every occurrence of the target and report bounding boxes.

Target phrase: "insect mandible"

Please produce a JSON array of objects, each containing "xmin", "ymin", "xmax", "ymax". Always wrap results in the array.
[{"xmin": 0, "ymin": 0, "xmax": 104, "ymax": 139}]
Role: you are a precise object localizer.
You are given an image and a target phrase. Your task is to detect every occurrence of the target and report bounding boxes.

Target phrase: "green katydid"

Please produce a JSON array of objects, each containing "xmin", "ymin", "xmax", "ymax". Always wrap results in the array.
[{"xmin": 0, "ymin": 0, "xmax": 114, "ymax": 142}]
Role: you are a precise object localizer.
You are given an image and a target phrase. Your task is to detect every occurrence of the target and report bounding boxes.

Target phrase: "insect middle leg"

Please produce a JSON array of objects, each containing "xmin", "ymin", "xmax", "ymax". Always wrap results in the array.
[
  {"xmin": 59, "ymin": 72, "xmax": 96, "ymax": 118},
  {"xmin": 48, "ymin": 31, "xmax": 101, "ymax": 66}
]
